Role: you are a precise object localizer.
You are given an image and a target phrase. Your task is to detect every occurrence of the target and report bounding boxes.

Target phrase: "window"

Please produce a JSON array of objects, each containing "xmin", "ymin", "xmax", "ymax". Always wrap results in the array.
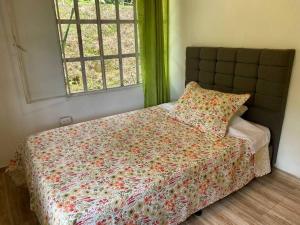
[{"xmin": 54, "ymin": 0, "xmax": 140, "ymax": 94}]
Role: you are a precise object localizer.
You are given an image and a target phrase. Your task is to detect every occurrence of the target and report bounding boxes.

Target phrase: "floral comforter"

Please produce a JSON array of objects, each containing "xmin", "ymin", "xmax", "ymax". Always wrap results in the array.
[{"xmin": 22, "ymin": 106, "xmax": 260, "ymax": 225}]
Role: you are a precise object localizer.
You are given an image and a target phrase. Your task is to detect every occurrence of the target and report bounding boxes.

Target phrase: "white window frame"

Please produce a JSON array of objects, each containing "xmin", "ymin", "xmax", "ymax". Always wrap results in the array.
[{"xmin": 54, "ymin": 0, "xmax": 140, "ymax": 95}]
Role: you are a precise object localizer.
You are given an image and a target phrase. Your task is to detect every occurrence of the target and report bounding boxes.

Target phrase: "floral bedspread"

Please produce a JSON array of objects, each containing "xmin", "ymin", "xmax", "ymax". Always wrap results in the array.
[{"xmin": 22, "ymin": 106, "xmax": 258, "ymax": 225}]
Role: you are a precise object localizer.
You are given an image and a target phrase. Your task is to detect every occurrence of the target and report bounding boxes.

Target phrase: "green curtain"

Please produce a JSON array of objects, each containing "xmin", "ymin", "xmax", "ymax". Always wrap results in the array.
[{"xmin": 136, "ymin": 0, "xmax": 170, "ymax": 107}]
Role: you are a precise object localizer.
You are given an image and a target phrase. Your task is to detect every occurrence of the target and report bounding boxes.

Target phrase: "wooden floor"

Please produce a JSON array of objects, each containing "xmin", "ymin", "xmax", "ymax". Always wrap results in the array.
[{"xmin": 1, "ymin": 168, "xmax": 300, "ymax": 225}]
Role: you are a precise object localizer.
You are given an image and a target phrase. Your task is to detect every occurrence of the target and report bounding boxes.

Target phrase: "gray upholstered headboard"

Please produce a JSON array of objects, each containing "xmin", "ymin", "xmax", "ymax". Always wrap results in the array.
[{"xmin": 186, "ymin": 47, "xmax": 295, "ymax": 165}]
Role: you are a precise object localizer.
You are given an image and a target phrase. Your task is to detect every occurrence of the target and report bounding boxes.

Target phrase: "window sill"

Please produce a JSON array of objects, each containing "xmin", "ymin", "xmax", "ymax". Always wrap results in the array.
[{"xmin": 66, "ymin": 83, "xmax": 143, "ymax": 98}]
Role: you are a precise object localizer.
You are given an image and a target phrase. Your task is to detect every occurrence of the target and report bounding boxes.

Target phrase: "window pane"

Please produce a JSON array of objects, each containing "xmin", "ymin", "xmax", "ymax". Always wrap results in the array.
[
  {"xmin": 105, "ymin": 59, "xmax": 120, "ymax": 88},
  {"xmin": 56, "ymin": 0, "xmax": 75, "ymax": 20},
  {"xmin": 86, "ymin": 60, "xmax": 103, "ymax": 91},
  {"xmin": 78, "ymin": 0, "xmax": 96, "ymax": 20},
  {"xmin": 81, "ymin": 24, "xmax": 99, "ymax": 56},
  {"xmin": 100, "ymin": 1, "xmax": 116, "ymax": 19},
  {"xmin": 120, "ymin": 23, "xmax": 135, "ymax": 54},
  {"xmin": 123, "ymin": 57, "xmax": 136, "ymax": 86},
  {"xmin": 102, "ymin": 24, "xmax": 118, "ymax": 55},
  {"xmin": 119, "ymin": 0, "xmax": 134, "ymax": 20},
  {"xmin": 61, "ymin": 24, "xmax": 80, "ymax": 58},
  {"xmin": 66, "ymin": 62, "xmax": 84, "ymax": 93}
]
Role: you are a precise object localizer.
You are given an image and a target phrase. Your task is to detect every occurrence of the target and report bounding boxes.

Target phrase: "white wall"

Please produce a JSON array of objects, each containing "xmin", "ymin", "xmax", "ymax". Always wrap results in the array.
[
  {"xmin": 0, "ymin": 2, "xmax": 143, "ymax": 168},
  {"xmin": 170, "ymin": 0, "xmax": 300, "ymax": 177}
]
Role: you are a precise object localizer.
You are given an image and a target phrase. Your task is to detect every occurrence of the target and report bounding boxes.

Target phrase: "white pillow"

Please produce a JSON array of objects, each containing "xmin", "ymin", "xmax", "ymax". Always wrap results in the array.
[
  {"xmin": 159, "ymin": 102, "xmax": 177, "ymax": 111},
  {"xmin": 227, "ymin": 116, "xmax": 271, "ymax": 153}
]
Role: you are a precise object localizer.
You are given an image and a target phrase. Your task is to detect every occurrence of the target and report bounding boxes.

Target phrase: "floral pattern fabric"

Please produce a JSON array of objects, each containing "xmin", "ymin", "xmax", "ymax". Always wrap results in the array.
[
  {"xmin": 173, "ymin": 82, "xmax": 250, "ymax": 138},
  {"xmin": 22, "ymin": 106, "xmax": 258, "ymax": 225}
]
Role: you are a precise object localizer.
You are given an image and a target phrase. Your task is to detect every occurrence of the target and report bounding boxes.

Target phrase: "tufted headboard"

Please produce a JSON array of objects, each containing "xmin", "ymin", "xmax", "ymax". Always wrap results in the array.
[{"xmin": 186, "ymin": 47, "xmax": 295, "ymax": 165}]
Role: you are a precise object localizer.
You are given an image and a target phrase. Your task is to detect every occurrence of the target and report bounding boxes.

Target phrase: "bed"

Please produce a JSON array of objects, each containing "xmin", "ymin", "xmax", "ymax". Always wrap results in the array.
[{"xmin": 20, "ymin": 47, "xmax": 295, "ymax": 225}]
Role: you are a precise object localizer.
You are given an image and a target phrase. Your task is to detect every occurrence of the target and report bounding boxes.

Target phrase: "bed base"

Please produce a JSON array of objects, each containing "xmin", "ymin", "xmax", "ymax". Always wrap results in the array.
[{"xmin": 194, "ymin": 209, "xmax": 203, "ymax": 216}]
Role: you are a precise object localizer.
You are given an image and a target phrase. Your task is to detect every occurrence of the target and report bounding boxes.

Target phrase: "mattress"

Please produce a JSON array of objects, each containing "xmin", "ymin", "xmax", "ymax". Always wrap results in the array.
[{"xmin": 22, "ymin": 106, "xmax": 270, "ymax": 225}]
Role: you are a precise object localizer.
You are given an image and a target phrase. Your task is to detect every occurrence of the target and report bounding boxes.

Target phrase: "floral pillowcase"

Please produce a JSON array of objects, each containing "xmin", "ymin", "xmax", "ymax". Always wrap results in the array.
[{"xmin": 173, "ymin": 81, "xmax": 250, "ymax": 138}]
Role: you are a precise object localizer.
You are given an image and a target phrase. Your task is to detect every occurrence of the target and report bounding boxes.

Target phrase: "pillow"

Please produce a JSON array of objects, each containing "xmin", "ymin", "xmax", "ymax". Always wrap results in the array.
[
  {"xmin": 235, "ymin": 105, "xmax": 248, "ymax": 117},
  {"xmin": 228, "ymin": 116, "xmax": 270, "ymax": 153},
  {"xmin": 173, "ymin": 81, "xmax": 250, "ymax": 138},
  {"xmin": 228, "ymin": 105, "xmax": 248, "ymax": 126},
  {"xmin": 161, "ymin": 102, "xmax": 248, "ymax": 116}
]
